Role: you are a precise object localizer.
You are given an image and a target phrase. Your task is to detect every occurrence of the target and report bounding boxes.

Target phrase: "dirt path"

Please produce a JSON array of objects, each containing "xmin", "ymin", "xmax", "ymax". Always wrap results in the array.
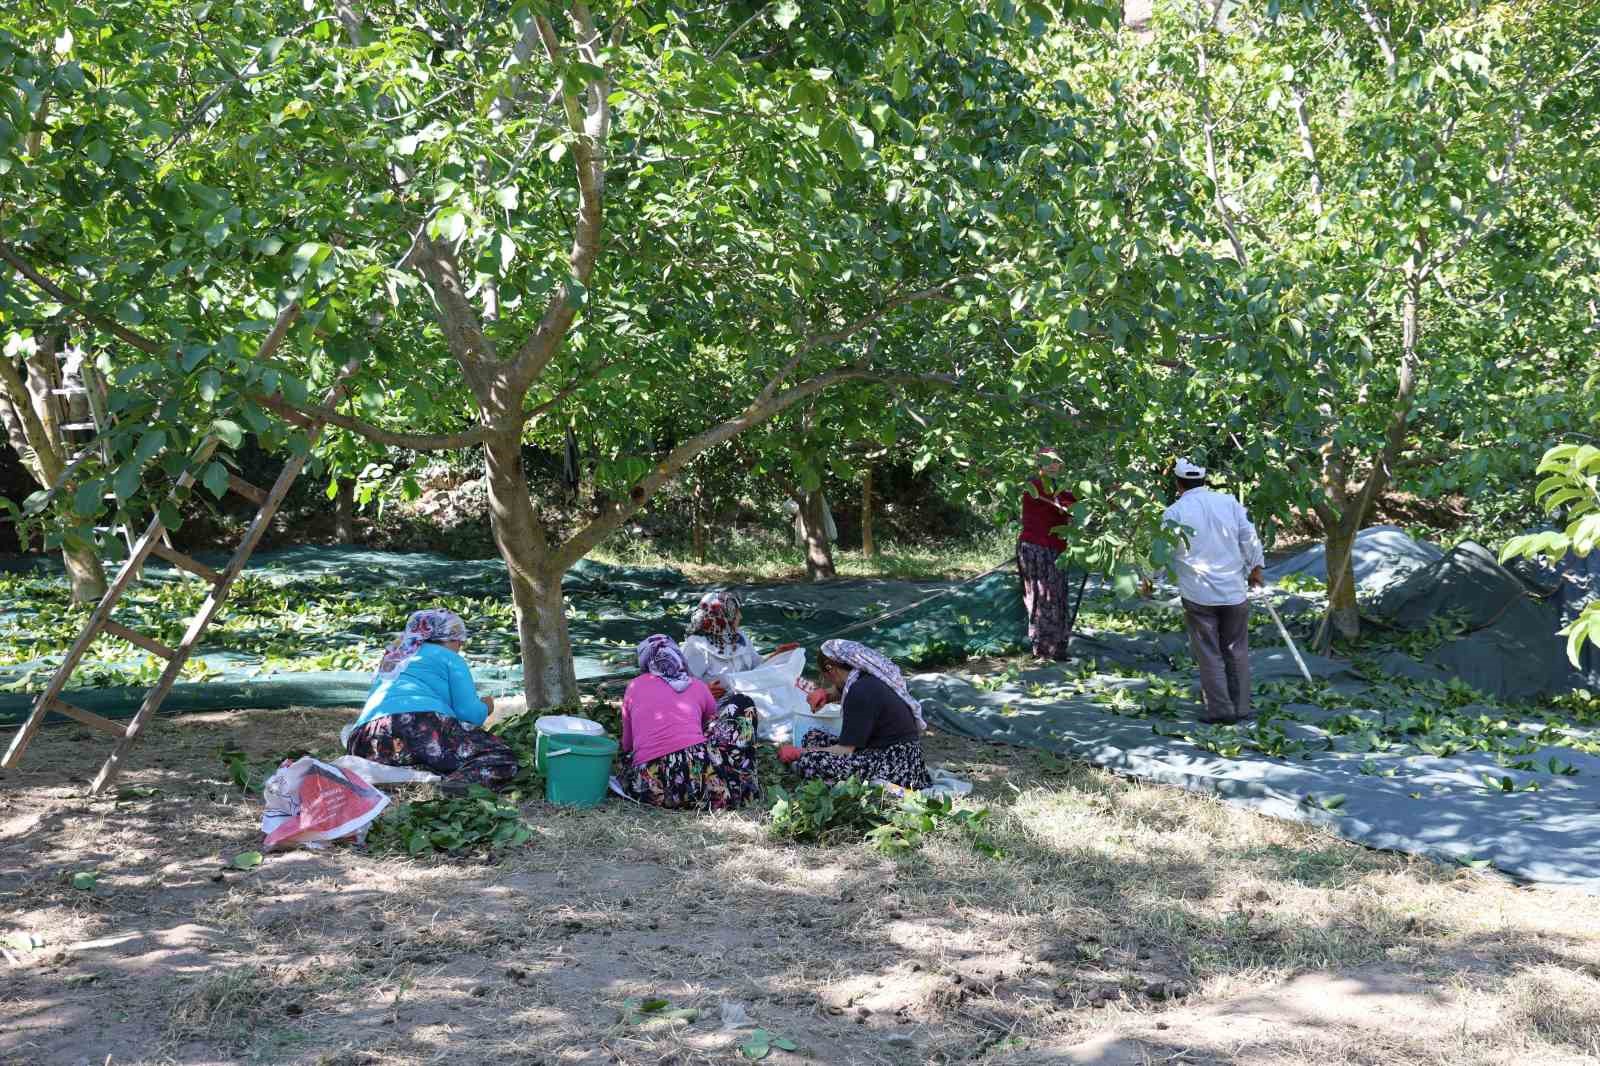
[{"xmin": 3, "ymin": 708, "xmax": 1598, "ymax": 1065}]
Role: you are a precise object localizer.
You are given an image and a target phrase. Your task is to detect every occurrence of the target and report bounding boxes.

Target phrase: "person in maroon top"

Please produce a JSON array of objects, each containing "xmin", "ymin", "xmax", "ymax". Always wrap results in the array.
[{"xmin": 1017, "ymin": 451, "xmax": 1076, "ymax": 659}]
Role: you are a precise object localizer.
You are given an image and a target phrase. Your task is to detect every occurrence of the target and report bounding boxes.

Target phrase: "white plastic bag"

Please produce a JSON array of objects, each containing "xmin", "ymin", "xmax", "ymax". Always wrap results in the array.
[
  {"xmin": 332, "ymin": 754, "xmax": 439, "ymax": 786},
  {"xmin": 724, "ymin": 647, "xmax": 811, "ymax": 742},
  {"xmin": 261, "ymin": 757, "xmax": 390, "ymax": 851}
]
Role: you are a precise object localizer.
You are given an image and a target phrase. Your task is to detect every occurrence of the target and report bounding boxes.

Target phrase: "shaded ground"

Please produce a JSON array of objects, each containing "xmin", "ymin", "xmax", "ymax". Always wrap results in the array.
[{"xmin": 4, "ymin": 707, "xmax": 1600, "ymax": 1066}]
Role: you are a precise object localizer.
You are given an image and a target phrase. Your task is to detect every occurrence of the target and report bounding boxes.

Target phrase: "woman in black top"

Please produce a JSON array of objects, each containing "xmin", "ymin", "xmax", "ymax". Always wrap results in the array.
[{"xmin": 780, "ymin": 639, "xmax": 932, "ymax": 790}]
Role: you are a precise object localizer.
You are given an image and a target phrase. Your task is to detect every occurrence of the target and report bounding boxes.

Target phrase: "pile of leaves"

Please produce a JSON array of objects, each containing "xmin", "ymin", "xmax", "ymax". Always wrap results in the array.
[
  {"xmin": 487, "ymin": 696, "xmax": 623, "ymax": 797},
  {"xmin": 767, "ymin": 777, "xmax": 998, "ymax": 857},
  {"xmin": 366, "ymin": 785, "xmax": 533, "ymax": 857}
]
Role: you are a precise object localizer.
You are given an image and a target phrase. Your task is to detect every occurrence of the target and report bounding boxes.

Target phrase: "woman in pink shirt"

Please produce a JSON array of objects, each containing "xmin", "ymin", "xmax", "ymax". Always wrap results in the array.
[{"xmin": 618, "ymin": 634, "xmax": 761, "ymax": 810}]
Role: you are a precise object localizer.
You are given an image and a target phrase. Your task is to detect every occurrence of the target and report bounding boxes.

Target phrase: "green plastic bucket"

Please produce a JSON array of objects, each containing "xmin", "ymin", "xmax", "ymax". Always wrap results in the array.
[
  {"xmin": 541, "ymin": 732, "xmax": 618, "ymax": 808},
  {"xmin": 534, "ymin": 716, "xmax": 604, "ymax": 775}
]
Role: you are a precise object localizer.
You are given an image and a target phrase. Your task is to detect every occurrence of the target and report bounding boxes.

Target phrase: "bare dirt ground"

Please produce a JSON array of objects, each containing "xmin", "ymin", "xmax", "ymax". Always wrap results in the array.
[{"xmin": 4, "ymin": 707, "xmax": 1599, "ymax": 1066}]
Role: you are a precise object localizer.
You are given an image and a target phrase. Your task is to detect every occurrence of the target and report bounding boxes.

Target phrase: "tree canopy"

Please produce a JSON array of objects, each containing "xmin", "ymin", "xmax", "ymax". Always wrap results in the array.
[{"xmin": 2, "ymin": 0, "xmax": 1595, "ymax": 693}]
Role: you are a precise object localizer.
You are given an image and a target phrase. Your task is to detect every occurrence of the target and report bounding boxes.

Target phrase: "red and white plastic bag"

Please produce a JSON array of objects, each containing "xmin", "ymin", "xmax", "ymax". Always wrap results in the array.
[{"xmin": 261, "ymin": 757, "xmax": 390, "ymax": 851}]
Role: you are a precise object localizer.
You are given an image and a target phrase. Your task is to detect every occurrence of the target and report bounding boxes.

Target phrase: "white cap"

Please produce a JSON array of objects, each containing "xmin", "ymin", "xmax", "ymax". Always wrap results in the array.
[{"xmin": 1174, "ymin": 458, "xmax": 1207, "ymax": 479}]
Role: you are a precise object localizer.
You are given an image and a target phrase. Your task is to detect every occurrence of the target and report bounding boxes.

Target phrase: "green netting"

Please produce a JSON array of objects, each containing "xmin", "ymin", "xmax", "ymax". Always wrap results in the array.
[{"xmin": 0, "ymin": 546, "xmax": 1025, "ymax": 726}]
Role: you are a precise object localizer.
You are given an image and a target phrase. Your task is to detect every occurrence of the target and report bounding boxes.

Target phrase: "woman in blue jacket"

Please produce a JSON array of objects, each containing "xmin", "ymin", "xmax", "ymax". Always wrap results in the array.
[{"xmin": 345, "ymin": 608, "xmax": 520, "ymax": 793}]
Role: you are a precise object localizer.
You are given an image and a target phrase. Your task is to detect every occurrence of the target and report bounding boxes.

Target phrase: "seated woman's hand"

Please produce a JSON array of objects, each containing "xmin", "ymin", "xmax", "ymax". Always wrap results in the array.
[
  {"xmin": 707, "ymin": 679, "xmax": 727, "ymax": 699},
  {"xmin": 482, "ymin": 695, "xmax": 495, "ymax": 714},
  {"xmin": 806, "ymin": 688, "xmax": 832, "ymax": 710},
  {"xmin": 768, "ymin": 642, "xmax": 801, "ymax": 657}
]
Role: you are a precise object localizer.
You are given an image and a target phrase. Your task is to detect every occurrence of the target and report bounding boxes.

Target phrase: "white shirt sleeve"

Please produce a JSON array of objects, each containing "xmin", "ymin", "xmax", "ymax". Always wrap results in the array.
[{"xmin": 1235, "ymin": 499, "xmax": 1266, "ymax": 572}]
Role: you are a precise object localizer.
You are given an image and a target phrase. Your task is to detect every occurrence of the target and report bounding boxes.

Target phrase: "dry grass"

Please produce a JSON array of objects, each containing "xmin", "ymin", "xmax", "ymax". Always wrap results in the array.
[{"xmin": 3, "ymin": 704, "xmax": 1600, "ymax": 1066}]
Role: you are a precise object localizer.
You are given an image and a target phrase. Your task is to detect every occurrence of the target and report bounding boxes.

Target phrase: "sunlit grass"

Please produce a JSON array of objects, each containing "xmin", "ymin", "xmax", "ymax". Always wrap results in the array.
[{"xmin": 590, "ymin": 526, "xmax": 1016, "ymax": 584}]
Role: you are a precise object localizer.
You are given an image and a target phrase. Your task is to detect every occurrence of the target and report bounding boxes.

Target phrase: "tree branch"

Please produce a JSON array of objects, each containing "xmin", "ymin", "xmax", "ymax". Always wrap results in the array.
[
  {"xmin": 0, "ymin": 244, "xmax": 165, "ymax": 356},
  {"xmin": 755, "ymin": 279, "xmax": 970, "ymax": 407},
  {"xmin": 506, "ymin": 8, "xmax": 609, "ymax": 396},
  {"xmin": 524, "ymin": 356, "xmax": 622, "ymax": 424},
  {"xmin": 413, "ymin": 239, "xmax": 497, "ymax": 404},
  {"xmin": 1196, "ymin": 42, "xmax": 1250, "ymax": 269},
  {"xmin": 1291, "ymin": 83, "xmax": 1324, "ymax": 218},
  {"xmin": 552, "ymin": 363, "xmax": 1072, "ymax": 570},
  {"xmin": 0, "ymin": 355, "xmax": 61, "ymax": 482},
  {"xmin": 1346, "ymin": 259, "xmax": 1424, "ymax": 533},
  {"xmin": 1421, "ymin": 116, "xmax": 1526, "ymax": 281},
  {"xmin": 252, "ymin": 393, "xmax": 490, "ymax": 451},
  {"xmin": 1351, "ymin": 0, "xmax": 1398, "ymax": 79},
  {"xmin": 24, "ymin": 90, "xmax": 50, "ymax": 159}
]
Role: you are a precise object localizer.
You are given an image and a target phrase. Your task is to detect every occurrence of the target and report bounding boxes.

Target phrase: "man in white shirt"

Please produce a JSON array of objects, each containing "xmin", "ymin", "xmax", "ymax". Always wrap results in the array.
[{"xmin": 1160, "ymin": 458, "xmax": 1266, "ymax": 723}]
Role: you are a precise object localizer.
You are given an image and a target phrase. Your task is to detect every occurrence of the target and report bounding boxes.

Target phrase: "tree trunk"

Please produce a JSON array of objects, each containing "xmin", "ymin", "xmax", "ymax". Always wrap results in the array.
[
  {"xmin": 799, "ymin": 490, "xmax": 836, "ymax": 582},
  {"xmin": 334, "ymin": 478, "xmax": 357, "ymax": 543},
  {"xmin": 483, "ymin": 429, "xmax": 579, "ymax": 708},
  {"xmin": 1321, "ymin": 521, "xmax": 1360, "ymax": 646},
  {"xmin": 63, "ymin": 540, "xmax": 107, "ymax": 604},
  {"xmin": 1, "ymin": 341, "xmax": 109, "ymax": 603},
  {"xmin": 861, "ymin": 467, "xmax": 877, "ymax": 558}
]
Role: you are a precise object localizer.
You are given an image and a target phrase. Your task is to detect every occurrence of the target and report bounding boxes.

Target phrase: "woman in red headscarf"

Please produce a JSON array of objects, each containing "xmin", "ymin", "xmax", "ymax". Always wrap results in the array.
[{"xmin": 1017, "ymin": 451, "xmax": 1076, "ymax": 660}]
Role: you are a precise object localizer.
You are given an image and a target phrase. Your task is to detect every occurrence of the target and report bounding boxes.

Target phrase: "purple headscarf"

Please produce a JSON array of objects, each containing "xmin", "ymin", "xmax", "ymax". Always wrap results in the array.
[
  {"xmin": 637, "ymin": 634, "xmax": 693, "ymax": 692},
  {"xmin": 377, "ymin": 608, "xmax": 468, "ymax": 680},
  {"xmin": 820, "ymin": 638, "xmax": 926, "ymax": 731}
]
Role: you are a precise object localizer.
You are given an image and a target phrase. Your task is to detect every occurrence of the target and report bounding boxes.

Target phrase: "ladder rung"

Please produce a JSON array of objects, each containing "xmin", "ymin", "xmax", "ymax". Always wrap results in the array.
[
  {"xmin": 51, "ymin": 387, "xmax": 89, "ymax": 396},
  {"xmin": 226, "ymin": 475, "xmax": 267, "ymax": 505},
  {"xmin": 50, "ymin": 699, "xmax": 126, "ymax": 737},
  {"xmin": 60, "ymin": 422, "xmax": 99, "ymax": 431},
  {"xmin": 150, "ymin": 543, "xmax": 223, "ymax": 584},
  {"xmin": 102, "ymin": 620, "xmax": 175, "ymax": 660}
]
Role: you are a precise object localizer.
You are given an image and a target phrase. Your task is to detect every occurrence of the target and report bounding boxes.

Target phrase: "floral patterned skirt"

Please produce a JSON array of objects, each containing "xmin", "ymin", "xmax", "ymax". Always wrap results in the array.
[
  {"xmin": 1017, "ymin": 540, "xmax": 1071, "ymax": 659},
  {"xmin": 793, "ymin": 729, "xmax": 933, "ymax": 791},
  {"xmin": 622, "ymin": 703, "xmax": 761, "ymax": 811},
  {"xmin": 346, "ymin": 711, "xmax": 521, "ymax": 790}
]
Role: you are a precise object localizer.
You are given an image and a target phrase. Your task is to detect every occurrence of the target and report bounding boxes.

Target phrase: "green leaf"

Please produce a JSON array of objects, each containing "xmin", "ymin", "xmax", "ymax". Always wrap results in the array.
[
  {"xmin": 231, "ymin": 850, "xmax": 263, "ymax": 870},
  {"xmin": 113, "ymin": 462, "xmax": 142, "ymax": 501},
  {"xmin": 201, "ymin": 462, "xmax": 230, "ymax": 500},
  {"xmin": 197, "ymin": 369, "xmax": 222, "ymax": 402},
  {"xmin": 133, "ymin": 429, "xmax": 167, "ymax": 465},
  {"xmin": 290, "ymin": 242, "xmax": 330, "ymax": 280},
  {"xmin": 429, "ymin": 209, "xmax": 468, "ymax": 243},
  {"xmin": 71, "ymin": 871, "xmax": 98, "ymax": 891},
  {"xmin": 211, "ymin": 419, "xmax": 244, "ymax": 449},
  {"xmin": 740, "ymin": 1030, "xmax": 773, "ymax": 1060},
  {"xmin": 73, "ymin": 480, "xmax": 103, "ymax": 517},
  {"xmin": 773, "ymin": 0, "xmax": 800, "ymax": 29}
]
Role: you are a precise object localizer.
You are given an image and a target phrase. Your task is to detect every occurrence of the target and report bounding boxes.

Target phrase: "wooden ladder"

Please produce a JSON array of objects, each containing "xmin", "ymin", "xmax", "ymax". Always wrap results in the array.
[{"xmin": 1, "ymin": 395, "xmax": 338, "ymax": 795}]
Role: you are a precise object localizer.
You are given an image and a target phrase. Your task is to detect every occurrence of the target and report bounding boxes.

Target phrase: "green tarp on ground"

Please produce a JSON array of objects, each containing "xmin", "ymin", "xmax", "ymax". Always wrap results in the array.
[
  {"xmin": 6, "ymin": 534, "xmax": 1600, "ymax": 891},
  {"xmin": 0, "ymin": 546, "xmax": 1025, "ymax": 725}
]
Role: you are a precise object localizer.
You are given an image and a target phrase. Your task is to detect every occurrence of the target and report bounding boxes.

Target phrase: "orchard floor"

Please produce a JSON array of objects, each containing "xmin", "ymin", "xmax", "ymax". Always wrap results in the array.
[{"xmin": 3, "ymin": 707, "xmax": 1600, "ymax": 1066}]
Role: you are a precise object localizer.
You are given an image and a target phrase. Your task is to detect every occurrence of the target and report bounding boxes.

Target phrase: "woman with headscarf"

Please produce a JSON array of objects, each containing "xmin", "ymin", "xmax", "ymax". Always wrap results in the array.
[
  {"xmin": 1018, "ymin": 449, "xmax": 1077, "ymax": 660},
  {"xmin": 776, "ymin": 638, "xmax": 932, "ymax": 790},
  {"xmin": 681, "ymin": 591, "xmax": 802, "ymax": 705},
  {"xmin": 619, "ymin": 634, "xmax": 761, "ymax": 810},
  {"xmin": 345, "ymin": 608, "xmax": 520, "ymax": 794}
]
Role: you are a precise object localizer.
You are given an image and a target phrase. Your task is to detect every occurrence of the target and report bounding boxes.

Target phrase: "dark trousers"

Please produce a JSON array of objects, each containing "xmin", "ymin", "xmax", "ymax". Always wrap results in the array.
[{"xmin": 1181, "ymin": 599, "xmax": 1251, "ymax": 721}]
